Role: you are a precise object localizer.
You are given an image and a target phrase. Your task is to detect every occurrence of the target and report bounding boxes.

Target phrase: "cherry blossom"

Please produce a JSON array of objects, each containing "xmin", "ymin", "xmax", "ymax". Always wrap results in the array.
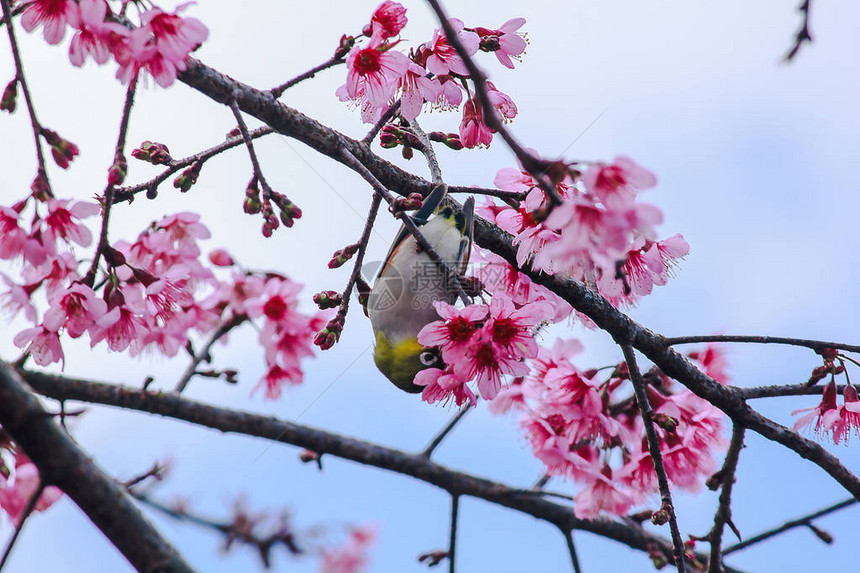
[
  {"xmin": 20, "ymin": 0, "xmax": 77, "ymax": 45},
  {"xmin": 459, "ymin": 98, "xmax": 493, "ymax": 148},
  {"xmin": 337, "ymin": 39, "xmax": 409, "ymax": 123},
  {"xmin": 68, "ymin": 0, "xmax": 129, "ymax": 67},
  {"xmin": 365, "ymin": 1, "xmax": 407, "ymax": 40},
  {"xmin": 473, "ymin": 18, "xmax": 527, "ymax": 68},
  {"xmin": 424, "ymin": 19, "xmax": 479, "ymax": 76}
]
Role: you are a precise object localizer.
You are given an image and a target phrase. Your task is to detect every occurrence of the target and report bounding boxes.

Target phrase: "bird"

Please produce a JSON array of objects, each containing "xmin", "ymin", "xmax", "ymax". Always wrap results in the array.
[{"xmin": 367, "ymin": 186, "xmax": 474, "ymax": 392}]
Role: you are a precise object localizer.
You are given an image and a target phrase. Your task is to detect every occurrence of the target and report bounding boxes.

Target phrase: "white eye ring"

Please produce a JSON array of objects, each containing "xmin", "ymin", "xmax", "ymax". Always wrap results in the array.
[{"xmin": 419, "ymin": 350, "xmax": 439, "ymax": 366}]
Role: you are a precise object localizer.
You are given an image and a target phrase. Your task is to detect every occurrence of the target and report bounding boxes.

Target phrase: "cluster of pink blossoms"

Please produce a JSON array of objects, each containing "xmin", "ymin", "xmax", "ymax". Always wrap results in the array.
[
  {"xmin": 414, "ymin": 298, "xmax": 552, "ymax": 406},
  {"xmin": 480, "ymin": 157, "xmax": 690, "ymax": 309},
  {"xmin": 338, "ymin": 1, "xmax": 526, "ymax": 148},
  {"xmin": 793, "ymin": 379, "xmax": 860, "ymax": 444},
  {"xmin": 1, "ymin": 192, "xmax": 324, "ymax": 400},
  {"xmin": 491, "ymin": 341, "xmax": 729, "ymax": 519},
  {"xmin": 20, "ymin": 0, "xmax": 208, "ymax": 87}
]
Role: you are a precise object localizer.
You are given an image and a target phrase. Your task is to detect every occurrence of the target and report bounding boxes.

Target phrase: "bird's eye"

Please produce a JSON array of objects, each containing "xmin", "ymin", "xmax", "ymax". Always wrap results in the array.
[{"xmin": 419, "ymin": 350, "xmax": 440, "ymax": 366}]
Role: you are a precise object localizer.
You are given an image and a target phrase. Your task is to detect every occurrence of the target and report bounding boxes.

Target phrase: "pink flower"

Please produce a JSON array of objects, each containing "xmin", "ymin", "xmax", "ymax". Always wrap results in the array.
[
  {"xmin": 474, "ymin": 18, "xmax": 527, "ymax": 69},
  {"xmin": 337, "ymin": 39, "xmax": 409, "ymax": 123},
  {"xmin": 246, "ymin": 277, "xmax": 304, "ymax": 323},
  {"xmin": 0, "ymin": 457, "xmax": 62, "ymax": 526},
  {"xmin": 0, "ymin": 276, "xmax": 38, "ymax": 323},
  {"xmin": 686, "ymin": 342, "xmax": 729, "ymax": 385},
  {"xmin": 486, "ymin": 81, "xmax": 517, "ymax": 122},
  {"xmin": 116, "ymin": 3, "xmax": 208, "ymax": 87},
  {"xmin": 44, "ymin": 283, "xmax": 107, "ymax": 338},
  {"xmin": 459, "ymin": 98, "xmax": 493, "ymax": 148},
  {"xmin": 582, "ymin": 156, "xmax": 657, "ymax": 208},
  {"xmin": 20, "ymin": 0, "xmax": 77, "ymax": 45},
  {"xmin": 424, "ymin": 18, "xmax": 479, "ymax": 76},
  {"xmin": 365, "ymin": 1, "xmax": 407, "ymax": 40},
  {"xmin": 68, "ymin": 0, "xmax": 129, "ymax": 67},
  {"xmin": 573, "ymin": 463, "xmax": 639, "ymax": 519},
  {"xmin": 826, "ymin": 384, "xmax": 860, "ymax": 444},
  {"xmin": 13, "ymin": 324, "xmax": 64, "ymax": 367},
  {"xmin": 42, "ymin": 199, "xmax": 99, "ymax": 248},
  {"xmin": 398, "ymin": 63, "xmax": 441, "ymax": 120},
  {"xmin": 414, "ymin": 367, "xmax": 476, "ymax": 407},
  {"xmin": 0, "ymin": 206, "xmax": 41, "ymax": 262},
  {"xmin": 418, "ymin": 301, "xmax": 488, "ymax": 362},
  {"xmin": 793, "ymin": 379, "xmax": 839, "ymax": 437},
  {"xmin": 454, "ymin": 298, "xmax": 547, "ymax": 399},
  {"xmin": 89, "ymin": 285, "xmax": 148, "ymax": 352}
]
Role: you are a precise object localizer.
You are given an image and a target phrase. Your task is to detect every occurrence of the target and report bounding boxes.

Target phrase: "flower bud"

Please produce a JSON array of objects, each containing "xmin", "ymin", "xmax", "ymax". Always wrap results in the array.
[
  {"xmin": 313, "ymin": 290, "xmax": 342, "ymax": 309},
  {"xmin": 173, "ymin": 161, "xmax": 202, "ymax": 193},
  {"xmin": 328, "ymin": 243, "xmax": 360, "ymax": 269},
  {"xmin": 807, "ymin": 523, "xmax": 833, "ymax": 544},
  {"xmin": 30, "ymin": 170, "xmax": 51, "ymax": 200},
  {"xmin": 131, "ymin": 141, "xmax": 172, "ymax": 165},
  {"xmin": 652, "ymin": 412, "xmax": 679, "ymax": 434},
  {"xmin": 225, "ymin": 127, "xmax": 241, "ymax": 139},
  {"xmin": 43, "ymin": 129, "xmax": 79, "ymax": 170},
  {"xmin": 479, "ymin": 34, "xmax": 501, "ymax": 52},
  {"xmin": 334, "ymin": 35, "xmax": 356, "ymax": 59},
  {"xmin": 389, "ymin": 193, "xmax": 424, "ymax": 214},
  {"xmin": 108, "ymin": 152, "xmax": 127, "ymax": 186},
  {"xmin": 650, "ymin": 508, "xmax": 669, "ymax": 526},
  {"xmin": 0, "ymin": 78, "xmax": 17, "ymax": 113},
  {"xmin": 208, "ymin": 249, "xmax": 235, "ymax": 267},
  {"xmin": 417, "ymin": 550, "xmax": 449, "ymax": 567},
  {"xmin": 103, "ymin": 245, "xmax": 127, "ymax": 267}
]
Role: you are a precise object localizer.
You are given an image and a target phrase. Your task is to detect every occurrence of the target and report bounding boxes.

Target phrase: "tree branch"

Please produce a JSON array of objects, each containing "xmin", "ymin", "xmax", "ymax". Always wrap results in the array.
[
  {"xmin": 173, "ymin": 55, "xmax": 860, "ymax": 501},
  {"xmin": 0, "ymin": 362, "xmax": 195, "ymax": 573},
  {"xmin": 622, "ymin": 345, "xmax": 686, "ymax": 572},
  {"xmin": 722, "ymin": 497, "xmax": 855, "ymax": 555},
  {"xmin": 665, "ymin": 335, "xmax": 860, "ymax": 355},
  {"xmin": 21, "ymin": 369, "xmax": 744, "ymax": 571},
  {"xmin": 707, "ymin": 425, "xmax": 745, "ymax": 573}
]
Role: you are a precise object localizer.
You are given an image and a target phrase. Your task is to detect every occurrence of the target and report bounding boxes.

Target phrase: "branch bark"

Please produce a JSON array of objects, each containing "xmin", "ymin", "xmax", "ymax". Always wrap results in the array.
[
  {"xmin": 0, "ymin": 362, "xmax": 196, "ymax": 573},
  {"xmin": 21, "ymin": 369, "xmax": 744, "ymax": 572}
]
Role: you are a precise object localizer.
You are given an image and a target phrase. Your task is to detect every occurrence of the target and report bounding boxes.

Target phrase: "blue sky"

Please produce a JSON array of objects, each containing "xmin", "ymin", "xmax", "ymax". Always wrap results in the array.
[{"xmin": 1, "ymin": 1, "xmax": 859, "ymax": 571}]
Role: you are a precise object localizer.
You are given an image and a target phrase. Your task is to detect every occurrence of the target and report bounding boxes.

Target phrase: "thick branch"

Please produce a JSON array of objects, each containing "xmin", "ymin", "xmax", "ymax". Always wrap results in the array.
[
  {"xmin": 174, "ymin": 56, "xmax": 860, "ymax": 500},
  {"xmin": 21, "ymin": 370, "xmax": 742, "ymax": 571},
  {"xmin": 0, "ymin": 363, "xmax": 195, "ymax": 573}
]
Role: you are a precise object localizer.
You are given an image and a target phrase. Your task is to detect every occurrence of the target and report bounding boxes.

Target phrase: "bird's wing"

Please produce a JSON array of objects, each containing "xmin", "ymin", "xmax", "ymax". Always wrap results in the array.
[{"xmin": 375, "ymin": 185, "xmax": 448, "ymax": 281}]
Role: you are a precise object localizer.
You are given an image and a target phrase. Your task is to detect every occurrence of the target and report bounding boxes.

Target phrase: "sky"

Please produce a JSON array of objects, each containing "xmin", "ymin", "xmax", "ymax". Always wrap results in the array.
[{"xmin": 1, "ymin": 0, "xmax": 859, "ymax": 572}]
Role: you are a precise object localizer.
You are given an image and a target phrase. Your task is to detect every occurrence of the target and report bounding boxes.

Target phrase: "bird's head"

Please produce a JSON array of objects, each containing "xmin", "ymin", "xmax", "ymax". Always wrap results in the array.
[{"xmin": 373, "ymin": 330, "xmax": 443, "ymax": 393}]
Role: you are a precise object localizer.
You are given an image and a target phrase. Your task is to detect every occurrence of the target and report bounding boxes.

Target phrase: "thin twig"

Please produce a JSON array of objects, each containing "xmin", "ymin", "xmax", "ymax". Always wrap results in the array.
[
  {"xmin": 361, "ymin": 100, "xmax": 401, "ymax": 145},
  {"xmin": 622, "ymin": 345, "xmax": 687, "ymax": 572},
  {"xmin": 1, "ymin": 0, "xmax": 51, "ymax": 196},
  {"xmin": 0, "ymin": 483, "xmax": 44, "ymax": 570},
  {"xmin": 270, "ymin": 56, "xmax": 344, "ymax": 98},
  {"xmin": 339, "ymin": 148, "xmax": 471, "ymax": 305},
  {"xmin": 738, "ymin": 383, "xmax": 851, "ymax": 400},
  {"xmin": 421, "ymin": 404, "xmax": 472, "ymax": 458},
  {"xmin": 722, "ymin": 498, "xmax": 856, "ymax": 555},
  {"xmin": 664, "ymin": 335, "xmax": 860, "ymax": 355},
  {"xmin": 229, "ymin": 96, "xmax": 271, "ymax": 188},
  {"xmin": 448, "ymin": 495, "xmax": 459, "ymax": 573},
  {"xmin": 785, "ymin": 0, "xmax": 813, "ymax": 62},
  {"xmin": 564, "ymin": 529, "xmax": 583, "ymax": 573},
  {"xmin": 407, "ymin": 119, "xmax": 443, "ymax": 185},
  {"xmin": 707, "ymin": 425, "xmax": 745, "ymax": 573},
  {"xmin": 84, "ymin": 72, "xmax": 139, "ymax": 286},
  {"xmin": 424, "ymin": 0, "xmax": 563, "ymax": 208},
  {"xmin": 337, "ymin": 191, "xmax": 383, "ymax": 321},
  {"xmin": 114, "ymin": 126, "xmax": 274, "ymax": 202},
  {"xmin": 174, "ymin": 314, "xmax": 246, "ymax": 393}
]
